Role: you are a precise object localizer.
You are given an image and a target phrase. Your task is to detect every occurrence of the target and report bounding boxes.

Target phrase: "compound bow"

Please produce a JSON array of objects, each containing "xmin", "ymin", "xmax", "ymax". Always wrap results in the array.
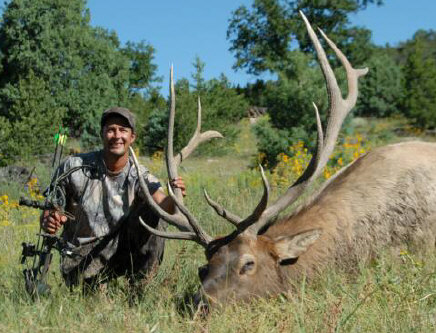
[{"xmin": 19, "ymin": 125, "xmax": 80, "ymax": 298}]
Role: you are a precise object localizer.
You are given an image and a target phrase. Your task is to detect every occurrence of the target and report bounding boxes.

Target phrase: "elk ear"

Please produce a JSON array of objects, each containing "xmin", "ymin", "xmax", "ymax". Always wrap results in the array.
[{"xmin": 273, "ymin": 229, "xmax": 322, "ymax": 263}]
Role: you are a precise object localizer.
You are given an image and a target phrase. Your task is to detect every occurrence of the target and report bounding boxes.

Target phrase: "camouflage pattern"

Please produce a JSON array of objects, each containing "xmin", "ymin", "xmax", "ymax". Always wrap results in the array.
[{"xmin": 53, "ymin": 151, "xmax": 165, "ymax": 286}]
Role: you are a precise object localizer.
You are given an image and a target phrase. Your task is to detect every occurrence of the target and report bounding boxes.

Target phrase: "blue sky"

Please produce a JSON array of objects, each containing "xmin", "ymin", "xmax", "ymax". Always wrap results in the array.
[{"xmin": 89, "ymin": 1, "xmax": 435, "ymax": 93}]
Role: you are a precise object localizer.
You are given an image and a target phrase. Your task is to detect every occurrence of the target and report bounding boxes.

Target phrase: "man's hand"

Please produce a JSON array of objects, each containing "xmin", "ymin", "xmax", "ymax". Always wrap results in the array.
[
  {"xmin": 171, "ymin": 176, "xmax": 186, "ymax": 197},
  {"xmin": 151, "ymin": 176, "xmax": 187, "ymax": 214},
  {"xmin": 41, "ymin": 210, "xmax": 67, "ymax": 234}
]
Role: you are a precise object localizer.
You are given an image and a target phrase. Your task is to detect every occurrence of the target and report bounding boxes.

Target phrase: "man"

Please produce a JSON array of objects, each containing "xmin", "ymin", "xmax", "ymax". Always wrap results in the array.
[{"xmin": 41, "ymin": 107, "xmax": 184, "ymax": 289}]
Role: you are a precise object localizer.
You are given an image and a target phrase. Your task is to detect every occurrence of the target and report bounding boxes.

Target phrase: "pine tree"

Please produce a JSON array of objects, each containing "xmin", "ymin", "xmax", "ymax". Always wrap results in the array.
[
  {"xmin": 403, "ymin": 37, "xmax": 436, "ymax": 129},
  {"xmin": 356, "ymin": 51, "xmax": 404, "ymax": 117}
]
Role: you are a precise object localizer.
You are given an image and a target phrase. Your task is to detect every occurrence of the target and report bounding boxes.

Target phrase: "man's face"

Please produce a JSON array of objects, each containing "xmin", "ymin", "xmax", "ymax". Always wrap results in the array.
[{"xmin": 102, "ymin": 115, "xmax": 136, "ymax": 157}]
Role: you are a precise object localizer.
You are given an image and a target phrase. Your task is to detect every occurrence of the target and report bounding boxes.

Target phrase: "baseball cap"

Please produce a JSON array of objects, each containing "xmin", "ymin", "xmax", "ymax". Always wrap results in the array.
[{"xmin": 101, "ymin": 107, "xmax": 136, "ymax": 132}]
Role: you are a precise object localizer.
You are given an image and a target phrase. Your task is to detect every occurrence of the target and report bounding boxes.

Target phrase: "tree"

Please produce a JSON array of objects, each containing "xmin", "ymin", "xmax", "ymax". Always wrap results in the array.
[
  {"xmin": 355, "ymin": 50, "xmax": 404, "ymax": 117},
  {"xmin": 145, "ymin": 60, "xmax": 248, "ymax": 155},
  {"xmin": 0, "ymin": 0, "xmax": 161, "ymax": 160},
  {"xmin": 250, "ymin": 50, "xmax": 331, "ymax": 167},
  {"xmin": 402, "ymin": 36, "xmax": 436, "ymax": 129},
  {"xmin": 191, "ymin": 56, "xmax": 206, "ymax": 92},
  {"xmin": 121, "ymin": 40, "xmax": 162, "ymax": 94},
  {"xmin": 0, "ymin": 0, "xmax": 129, "ymax": 143},
  {"xmin": 228, "ymin": 0, "xmax": 384, "ymax": 168},
  {"xmin": 391, "ymin": 29, "xmax": 436, "ymax": 66},
  {"xmin": 125, "ymin": 88, "xmax": 166, "ymax": 152},
  {"xmin": 0, "ymin": 71, "xmax": 65, "ymax": 163},
  {"xmin": 227, "ymin": 0, "xmax": 383, "ymax": 75}
]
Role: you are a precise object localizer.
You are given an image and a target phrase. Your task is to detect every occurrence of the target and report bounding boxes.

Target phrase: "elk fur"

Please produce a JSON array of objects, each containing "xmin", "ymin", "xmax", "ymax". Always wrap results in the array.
[{"xmin": 264, "ymin": 141, "xmax": 436, "ymax": 284}]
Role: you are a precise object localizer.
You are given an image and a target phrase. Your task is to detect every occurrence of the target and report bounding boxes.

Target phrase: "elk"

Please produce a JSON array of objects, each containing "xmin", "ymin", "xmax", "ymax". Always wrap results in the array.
[{"xmin": 130, "ymin": 12, "xmax": 436, "ymax": 304}]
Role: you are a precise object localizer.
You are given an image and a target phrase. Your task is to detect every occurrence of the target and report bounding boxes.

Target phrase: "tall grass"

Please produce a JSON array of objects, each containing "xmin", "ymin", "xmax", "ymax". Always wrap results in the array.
[{"xmin": 0, "ymin": 119, "xmax": 435, "ymax": 332}]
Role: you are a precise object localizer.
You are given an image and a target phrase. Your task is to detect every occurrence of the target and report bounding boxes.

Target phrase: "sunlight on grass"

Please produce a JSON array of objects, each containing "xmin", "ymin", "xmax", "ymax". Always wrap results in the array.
[{"xmin": 0, "ymin": 118, "xmax": 435, "ymax": 332}]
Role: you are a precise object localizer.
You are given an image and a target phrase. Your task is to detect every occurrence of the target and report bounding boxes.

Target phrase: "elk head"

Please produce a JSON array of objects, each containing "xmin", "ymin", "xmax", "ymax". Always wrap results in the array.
[{"xmin": 130, "ymin": 11, "xmax": 368, "ymax": 305}]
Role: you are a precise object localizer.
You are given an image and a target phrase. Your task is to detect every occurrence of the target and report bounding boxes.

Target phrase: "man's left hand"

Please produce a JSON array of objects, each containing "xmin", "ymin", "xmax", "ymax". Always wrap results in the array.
[{"xmin": 171, "ymin": 176, "xmax": 186, "ymax": 197}]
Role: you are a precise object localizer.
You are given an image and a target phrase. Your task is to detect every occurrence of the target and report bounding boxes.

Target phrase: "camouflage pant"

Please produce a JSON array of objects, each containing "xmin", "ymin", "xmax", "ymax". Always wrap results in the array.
[{"xmin": 61, "ymin": 201, "xmax": 167, "ymax": 288}]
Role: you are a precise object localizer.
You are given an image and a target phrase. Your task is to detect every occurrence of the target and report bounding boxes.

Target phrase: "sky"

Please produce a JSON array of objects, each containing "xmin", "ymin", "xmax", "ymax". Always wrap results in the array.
[{"xmin": 86, "ymin": 1, "xmax": 436, "ymax": 93}]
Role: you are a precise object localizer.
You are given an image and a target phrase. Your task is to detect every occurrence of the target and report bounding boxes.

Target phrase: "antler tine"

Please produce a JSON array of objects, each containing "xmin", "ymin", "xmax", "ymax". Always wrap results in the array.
[
  {"xmin": 174, "ymin": 96, "xmax": 224, "ymax": 166},
  {"xmin": 166, "ymin": 65, "xmax": 181, "ymax": 200},
  {"xmin": 301, "ymin": 11, "xmax": 368, "ymax": 181},
  {"xmin": 203, "ymin": 165, "xmax": 270, "ymax": 231},
  {"xmin": 167, "ymin": 182, "xmax": 213, "ymax": 244},
  {"xmin": 130, "ymin": 146, "xmax": 210, "ymax": 246},
  {"xmin": 231, "ymin": 165, "xmax": 270, "ymax": 232},
  {"xmin": 131, "ymin": 65, "xmax": 221, "ymax": 248},
  {"xmin": 317, "ymin": 28, "xmax": 369, "ymax": 107},
  {"xmin": 203, "ymin": 189, "xmax": 242, "ymax": 226},
  {"xmin": 129, "ymin": 147, "xmax": 192, "ymax": 231},
  {"xmin": 138, "ymin": 217, "xmax": 207, "ymax": 246},
  {"xmin": 240, "ymin": 11, "xmax": 367, "ymax": 235}
]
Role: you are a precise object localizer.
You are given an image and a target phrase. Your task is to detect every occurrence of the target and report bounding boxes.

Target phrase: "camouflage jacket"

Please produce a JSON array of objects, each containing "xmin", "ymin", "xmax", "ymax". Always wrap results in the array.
[{"xmin": 54, "ymin": 150, "xmax": 161, "ymax": 278}]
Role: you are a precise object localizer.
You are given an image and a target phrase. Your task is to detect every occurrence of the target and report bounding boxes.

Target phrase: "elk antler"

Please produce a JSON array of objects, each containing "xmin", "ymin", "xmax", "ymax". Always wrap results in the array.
[
  {"xmin": 175, "ymin": 97, "xmax": 223, "ymax": 167},
  {"xmin": 204, "ymin": 11, "xmax": 368, "ymax": 237},
  {"xmin": 132, "ymin": 12, "xmax": 367, "ymax": 254},
  {"xmin": 130, "ymin": 65, "xmax": 222, "ymax": 247},
  {"xmin": 203, "ymin": 189, "xmax": 242, "ymax": 226},
  {"xmin": 243, "ymin": 11, "xmax": 368, "ymax": 234},
  {"xmin": 203, "ymin": 165, "xmax": 270, "ymax": 227}
]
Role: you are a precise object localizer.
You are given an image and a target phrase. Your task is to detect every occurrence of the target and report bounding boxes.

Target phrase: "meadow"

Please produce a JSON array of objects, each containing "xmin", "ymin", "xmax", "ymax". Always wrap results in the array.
[{"xmin": 0, "ymin": 118, "xmax": 435, "ymax": 332}]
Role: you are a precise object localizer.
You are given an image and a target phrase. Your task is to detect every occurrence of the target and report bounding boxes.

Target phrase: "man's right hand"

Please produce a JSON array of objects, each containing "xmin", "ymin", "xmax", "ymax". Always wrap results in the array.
[{"xmin": 41, "ymin": 210, "xmax": 67, "ymax": 234}]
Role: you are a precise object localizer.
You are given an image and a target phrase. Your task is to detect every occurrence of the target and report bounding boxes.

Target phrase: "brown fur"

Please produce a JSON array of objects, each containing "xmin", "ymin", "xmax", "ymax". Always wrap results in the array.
[{"xmin": 200, "ymin": 141, "xmax": 436, "ymax": 303}]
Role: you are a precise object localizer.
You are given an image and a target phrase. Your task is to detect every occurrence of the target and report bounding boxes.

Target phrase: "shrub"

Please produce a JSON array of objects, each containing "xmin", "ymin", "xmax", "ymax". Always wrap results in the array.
[{"xmin": 145, "ymin": 75, "xmax": 248, "ymax": 156}]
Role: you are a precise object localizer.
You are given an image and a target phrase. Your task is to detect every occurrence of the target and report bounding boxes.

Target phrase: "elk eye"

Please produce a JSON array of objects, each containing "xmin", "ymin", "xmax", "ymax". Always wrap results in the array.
[
  {"xmin": 239, "ymin": 260, "xmax": 255, "ymax": 275},
  {"xmin": 198, "ymin": 265, "xmax": 209, "ymax": 282}
]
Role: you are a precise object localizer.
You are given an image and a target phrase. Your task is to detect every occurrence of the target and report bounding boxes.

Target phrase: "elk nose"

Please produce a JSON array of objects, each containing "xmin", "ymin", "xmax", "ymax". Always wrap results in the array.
[{"xmin": 198, "ymin": 265, "xmax": 209, "ymax": 282}]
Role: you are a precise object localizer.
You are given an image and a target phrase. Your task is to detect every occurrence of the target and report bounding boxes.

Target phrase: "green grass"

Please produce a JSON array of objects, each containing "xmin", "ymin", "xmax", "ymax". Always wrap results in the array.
[{"xmin": 0, "ymin": 118, "xmax": 435, "ymax": 332}]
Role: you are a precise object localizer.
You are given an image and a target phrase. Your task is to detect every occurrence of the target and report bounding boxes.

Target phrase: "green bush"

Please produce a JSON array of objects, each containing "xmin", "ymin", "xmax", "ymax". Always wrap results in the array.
[
  {"xmin": 402, "ymin": 36, "xmax": 436, "ymax": 129},
  {"xmin": 145, "ymin": 74, "xmax": 248, "ymax": 156},
  {"xmin": 355, "ymin": 51, "xmax": 404, "ymax": 117},
  {"xmin": 0, "ymin": 71, "xmax": 65, "ymax": 165},
  {"xmin": 0, "ymin": 0, "xmax": 162, "ymax": 161}
]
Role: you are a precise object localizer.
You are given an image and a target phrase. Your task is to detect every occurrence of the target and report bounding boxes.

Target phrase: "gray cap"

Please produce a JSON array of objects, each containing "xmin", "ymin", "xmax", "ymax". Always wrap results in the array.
[{"xmin": 101, "ymin": 107, "xmax": 136, "ymax": 132}]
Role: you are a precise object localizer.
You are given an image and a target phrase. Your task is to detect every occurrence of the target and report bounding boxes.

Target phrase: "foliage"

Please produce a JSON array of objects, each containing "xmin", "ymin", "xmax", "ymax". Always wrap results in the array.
[
  {"xmin": 271, "ymin": 133, "xmax": 370, "ymax": 187},
  {"xmin": 402, "ymin": 36, "xmax": 436, "ymax": 129},
  {"xmin": 253, "ymin": 115, "xmax": 293, "ymax": 168},
  {"xmin": 0, "ymin": 175, "xmax": 41, "ymax": 226},
  {"xmin": 355, "ymin": 50, "xmax": 404, "ymax": 117},
  {"xmin": 145, "ymin": 107, "xmax": 169, "ymax": 153},
  {"xmin": 0, "ymin": 0, "xmax": 126, "ymax": 141},
  {"xmin": 0, "ymin": 118, "xmax": 19, "ymax": 166},
  {"xmin": 0, "ymin": 122, "xmax": 435, "ymax": 331},
  {"xmin": 145, "ymin": 61, "xmax": 248, "ymax": 156},
  {"xmin": 0, "ymin": 71, "xmax": 65, "ymax": 164},
  {"xmin": 0, "ymin": 0, "xmax": 161, "ymax": 162},
  {"xmin": 121, "ymin": 40, "xmax": 162, "ymax": 93},
  {"xmin": 267, "ymin": 51, "xmax": 329, "ymax": 130},
  {"xmin": 126, "ymin": 90, "xmax": 167, "ymax": 152},
  {"xmin": 228, "ymin": 0, "xmax": 384, "ymax": 166},
  {"xmin": 251, "ymin": 49, "xmax": 342, "ymax": 168},
  {"xmin": 237, "ymin": 79, "xmax": 271, "ymax": 107},
  {"xmin": 191, "ymin": 56, "xmax": 206, "ymax": 92},
  {"xmin": 390, "ymin": 29, "xmax": 436, "ymax": 66},
  {"xmin": 227, "ymin": 0, "xmax": 383, "ymax": 75}
]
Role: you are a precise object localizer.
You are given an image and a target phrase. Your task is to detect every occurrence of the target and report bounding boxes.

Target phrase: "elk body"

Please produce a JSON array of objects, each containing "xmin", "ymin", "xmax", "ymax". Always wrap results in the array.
[
  {"xmin": 199, "ymin": 141, "xmax": 436, "ymax": 302},
  {"xmin": 130, "ymin": 12, "xmax": 436, "ymax": 305}
]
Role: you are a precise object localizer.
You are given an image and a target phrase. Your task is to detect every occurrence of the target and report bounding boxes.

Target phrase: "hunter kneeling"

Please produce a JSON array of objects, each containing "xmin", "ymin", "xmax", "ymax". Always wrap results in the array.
[{"xmin": 41, "ymin": 107, "xmax": 185, "ymax": 290}]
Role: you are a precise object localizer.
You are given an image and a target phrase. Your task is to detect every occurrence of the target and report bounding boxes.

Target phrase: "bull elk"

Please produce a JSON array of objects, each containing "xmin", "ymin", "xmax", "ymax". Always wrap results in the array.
[{"xmin": 130, "ymin": 12, "xmax": 436, "ymax": 305}]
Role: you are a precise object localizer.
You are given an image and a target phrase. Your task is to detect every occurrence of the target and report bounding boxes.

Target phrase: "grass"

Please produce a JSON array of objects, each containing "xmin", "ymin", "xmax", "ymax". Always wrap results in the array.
[{"xmin": 0, "ymin": 117, "xmax": 435, "ymax": 332}]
